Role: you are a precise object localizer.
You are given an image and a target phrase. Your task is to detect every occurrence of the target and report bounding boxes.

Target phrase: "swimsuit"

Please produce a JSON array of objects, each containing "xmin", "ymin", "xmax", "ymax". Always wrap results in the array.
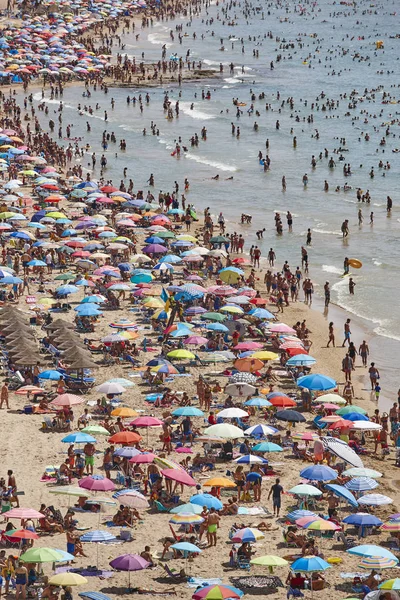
[{"xmin": 208, "ymin": 523, "xmax": 217, "ymax": 533}]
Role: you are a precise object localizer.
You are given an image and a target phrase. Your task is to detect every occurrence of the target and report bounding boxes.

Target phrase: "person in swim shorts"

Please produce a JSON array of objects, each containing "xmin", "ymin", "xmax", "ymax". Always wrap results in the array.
[{"xmin": 206, "ymin": 508, "xmax": 220, "ymax": 547}]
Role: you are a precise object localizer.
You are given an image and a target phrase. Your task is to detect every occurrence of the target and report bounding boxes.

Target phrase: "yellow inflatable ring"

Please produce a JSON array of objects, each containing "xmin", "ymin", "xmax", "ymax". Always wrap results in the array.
[
  {"xmin": 348, "ymin": 259, "xmax": 362, "ymax": 269},
  {"xmin": 327, "ymin": 557, "xmax": 342, "ymax": 564}
]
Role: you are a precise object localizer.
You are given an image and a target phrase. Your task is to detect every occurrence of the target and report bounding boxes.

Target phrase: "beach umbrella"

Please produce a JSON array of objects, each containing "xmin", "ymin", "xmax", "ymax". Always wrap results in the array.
[
  {"xmin": 167, "ymin": 350, "xmax": 195, "ymax": 360},
  {"xmin": 252, "ymin": 442, "xmax": 283, "ymax": 453},
  {"xmin": 114, "ymin": 491, "xmax": 149, "ymax": 509},
  {"xmin": 276, "ymin": 409, "xmax": 306, "ymax": 423},
  {"xmin": 129, "ymin": 453, "xmax": 156, "ymax": 464},
  {"xmin": 169, "ymin": 514, "xmax": 204, "ymax": 525},
  {"xmin": 300, "ymin": 465, "xmax": 338, "ymax": 482},
  {"xmin": 38, "ymin": 370, "xmax": 63, "ymax": 381},
  {"xmin": 108, "ymin": 431, "xmax": 141, "ymax": 444},
  {"xmin": 359, "ymin": 557, "xmax": 398, "ymax": 570},
  {"xmin": 204, "ymin": 424, "xmax": 244, "ymax": 439},
  {"xmin": 49, "ymin": 486, "xmax": 90, "ymax": 498},
  {"xmin": 234, "ymin": 454, "xmax": 268, "ymax": 465},
  {"xmin": 251, "ymin": 351, "xmax": 279, "ymax": 361},
  {"xmin": 192, "ymin": 585, "xmax": 242, "ymax": 600},
  {"xmin": 217, "ymin": 407, "xmax": 248, "ymax": 419},
  {"xmin": 336, "ymin": 405, "xmax": 367, "ymax": 415},
  {"xmin": 224, "ymin": 383, "xmax": 256, "ymax": 397},
  {"xmin": 297, "ymin": 374, "xmax": 336, "ymax": 391},
  {"xmin": 109, "ymin": 553, "xmax": 150, "ymax": 588},
  {"xmin": 231, "ymin": 528, "xmax": 264, "ymax": 543},
  {"xmin": 269, "ymin": 396, "xmax": 297, "ymax": 408},
  {"xmin": 244, "ymin": 424, "xmax": 277, "ymax": 436},
  {"xmin": 343, "ymin": 513, "xmax": 383, "ymax": 527},
  {"xmin": 2, "ymin": 508, "xmax": 45, "ymax": 520},
  {"xmin": 229, "ymin": 373, "xmax": 257, "ymax": 385},
  {"xmin": 343, "ymin": 467, "xmax": 382, "ymax": 479},
  {"xmin": 250, "ymin": 555, "xmax": 288, "ymax": 573},
  {"xmin": 50, "ymin": 394, "xmax": 85, "ymax": 407},
  {"xmin": 170, "ymin": 503, "xmax": 203, "ymax": 515},
  {"xmin": 325, "ymin": 484, "xmax": 358, "ymax": 507},
  {"xmin": 189, "ymin": 494, "xmax": 223, "ymax": 510},
  {"xmin": 49, "ymin": 574, "xmax": 87, "ymax": 586},
  {"xmin": 289, "ymin": 485, "xmax": 322, "ymax": 497},
  {"xmin": 358, "ymin": 494, "xmax": 393, "ymax": 506},
  {"xmin": 287, "ymin": 510, "xmax": 317, "ymax": 523},
  {"xmin": 317, "ymin": 393, "xmax": 347, "ymax": 406},
  {"xmin": 203, "ymin": 477, "xmax": 236, "ymax": 489},
  {"xmin": 348, "ymin": 545, "xmax": 398, "ymax": 560},
  {"xmin": 96, "ymin": 382, "xmax": 126, "ymax": 395},
  {"xmin": 304, "ymin": 519, "xmax": 341, "ymax": 532},
  {"xmin": 322, "ymin": 437, "xmax": 364, "ymax": 468},
  {"xmin": 172, "ymin": 407, "xmax": 204, "ymax": 417},
  {"xmin": 61, "ymin": 433, "xmax": 96, "ymax": 444},
  {"xmin": 81, "ymin": 425, "xmax": 110, "ymax": 437},
  {"xmin": 161, "ymin": 469, "xmax": 197, "ymax": 487},
  {"xmin": 243, "ymin": 398, "xmax": 272, "ymax": 408},
  {"xmin": 379, "ymin": 580, "xmax": 400, "ymax": 590},
  {"xmin": 111, "ymin": 407, "xmax": 138, "ymax": 418},
  {"xmin": 79, "ymin": 476, "xmax": 115, "ymax": 492},
  {"xmin": 351, "ymin": 421, "xmax": 382, "ymax": 431},
  {"xmin": 290, "ymin": 556, "xmax": 331, "ymax": 572},
  {"xmin": 20, "ymin": 548, "xmax": 71, "ymax": 563},
  {"xmin": 171, "ymin": 542, "xmax": 202, "ymax": 556},
  {"xmin": 345, "ymin": 477, "xmax": 379, "ymax": 492},
  {"xmin": 292, "ymin": 432, "xmax": 320, "ymax": 442},
  {"xmin": 80, "ymin": 530, "xmax": 117, "ymax": 568},
  {"xmin": 286, "ymin": 354, "xmax": 316, "ymax": 367},
  {"xmin": 233, "ymin": 357, "xmax": 263, "ymax": 372},
  {"xmin": 4, "ymin": 529, "xmax": 39, "ymax": 542}
]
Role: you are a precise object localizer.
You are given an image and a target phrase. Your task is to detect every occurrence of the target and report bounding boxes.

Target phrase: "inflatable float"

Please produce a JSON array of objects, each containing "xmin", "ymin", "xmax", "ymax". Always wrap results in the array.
[{"xmin": 348, "ymin": 258, "xmax": 362, "ymax": 269}]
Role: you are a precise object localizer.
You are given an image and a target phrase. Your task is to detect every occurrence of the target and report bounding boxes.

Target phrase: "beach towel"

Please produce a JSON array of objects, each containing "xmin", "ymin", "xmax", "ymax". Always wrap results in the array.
[
  {"xmin": 187, "ymin": 578, "xmax": 222, "ymax": 588},
  {"xmin": 55, "ymin": 567, "xmax": 114, "ymax": 578},
  {"xmin": 230, "ymin": 576, "xmax": 284, "ymax": 590}
]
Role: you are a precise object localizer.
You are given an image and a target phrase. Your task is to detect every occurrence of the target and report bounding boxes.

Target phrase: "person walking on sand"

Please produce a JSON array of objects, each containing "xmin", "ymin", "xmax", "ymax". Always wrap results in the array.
[
  {"xmin": 327, "ymin": 322, "xmax": 335, "ymax": 347},
  {"xmin": 268, "ymin": 478, "xmax": 283, "ymax": 517},
  {"xmin": 368, "ymin": 362, "xmax": 380, "ymax": 391},
  {"xmin": 359, "ymin": 340, "xmax": 369, "ymax": 367},
  {"xmin": 342, "ymin": 353, "xmax": 354, "ymax": 382},
  {"xmin": 206, "ymin": 508, "xmax": 220, "ymax": 547},
  {"xmin": 341, "ymin": 318, "xmax": 351, "ymax": 347},
  {"xmin": 0, "ymin": 380, "xmax": 9, "ymax": 409}
]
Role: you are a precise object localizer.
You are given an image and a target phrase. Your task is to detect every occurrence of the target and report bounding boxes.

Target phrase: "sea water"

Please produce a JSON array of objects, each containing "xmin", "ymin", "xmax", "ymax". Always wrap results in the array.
[{"xmin": 23, "ymin": 0, "xmax": 400, "ymax": 400}]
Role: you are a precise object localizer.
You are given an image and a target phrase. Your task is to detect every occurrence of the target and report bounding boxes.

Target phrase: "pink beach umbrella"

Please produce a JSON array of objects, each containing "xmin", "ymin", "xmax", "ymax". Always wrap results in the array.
[
  {"xmin": 161, "ymin": 469, "xmax": 197, "ymax": 487},
  {"xmin": 79, "ymin": 476, "xmax": 115, "ymax": 492},
  {"xmin": 50, "ymin": 394, "xmax": 86, "ymax": 407},
  {"xmin": 129, "ymin": 416, "xmax": 163, "ymax": 445},
  {"xmin": 129, "ymin": 453, "xmax": 156, "ymax": 464},
  {"xmin": 2, "ymin": 508, "xmax": 45, "ymax": 520},
  {"xmin": 115, "ymin": 491, "xmax": 149, "ymax": 509}
]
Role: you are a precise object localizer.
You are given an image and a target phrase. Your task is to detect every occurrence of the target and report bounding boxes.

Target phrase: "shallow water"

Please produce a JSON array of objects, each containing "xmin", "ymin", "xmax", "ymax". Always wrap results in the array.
[{"xmin": 22, "ymin": 0, "xmax": 400, "ymax": 398}]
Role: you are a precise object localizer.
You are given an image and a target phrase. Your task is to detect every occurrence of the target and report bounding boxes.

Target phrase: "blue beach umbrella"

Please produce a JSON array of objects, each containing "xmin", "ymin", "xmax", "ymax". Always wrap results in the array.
[
  {"xmin": 56, "ymin": 285, "xmax": 79, "ymax": 295},
  {"xmin": 244, "ymin": 398, "xmax": 272, "ymax": 408},
  {"xmin": 248, "ymin": 308, "xmax": 275, "ymax": 320},
  {"xmin": 347, "ymin": 545, "xmax": 398, "ymax": 560},
  {"xmin": 80, "ymin": 531, "xmax": 116, "ymax": 542},
  {"xmin": 342, "ymin": 514, "xmax": 383, "ymax": 527},
  {"xmin": 290, "ymin": 556, "xmax": 331, "ymax": 572},
  {"xmin": 170, "ymin": 503, "xmax": 203, "ymax": 515},
  {"xmin": 190, "ymin": 494, "xmax": 223, "ymax": 510},
  {"xmin": 345, "ymin": 477, "xmax": 379, "ymax": 492},
  {"xmin": 287, "ymin": 510, "xmax": 317, "ymax": 523},
  {"xmin": 172, "ymin": 407, "xmax": 204, "ymax": 417},
  {"xmin": 252, "ymin": 442, "xmax": 283, "ymax": 453},
  {"xmin": 0, "ymin": 276, "xmax": 23, "ymax": 284},
  {"xmin": 171, "ymin": 542, "xmax": 202, "ymax": 555},
  {"xmin": 61, "ymin": 433, "xmax": 97, "ymax": 444},
  {"xmin": 74, "ymin": 305, "xmax": 102, "ymax": 317},
  {"xmin": 297, "ymin": 373, "xmax": 336, "ymax": 391},
  {"xmin": 286, "ymin": 354, "xmax": 317, "ymax": 367},
  {"xmin": 38, "ymin": 370, "xmax": 62, "ymax": 381},
  {"xmin": 325, "ymin": 484, "xmax": 358, "ymax": 507},
  {"xmin": 300, "ymin": 465, "xmax": 338, "ymax": 482}
]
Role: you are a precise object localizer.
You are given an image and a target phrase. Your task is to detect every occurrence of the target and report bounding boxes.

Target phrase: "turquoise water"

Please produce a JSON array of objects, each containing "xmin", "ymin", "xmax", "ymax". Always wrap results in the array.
[{"xmin": 24, "ymin": 0, "xmax": 400, "ymax": 399}]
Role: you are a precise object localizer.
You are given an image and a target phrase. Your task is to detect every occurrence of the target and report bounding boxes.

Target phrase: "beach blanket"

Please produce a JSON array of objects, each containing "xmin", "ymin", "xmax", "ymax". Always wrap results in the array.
[
  {"xmin": 103, "ymin": 521, "xmax": 119, "ymax": 527},
  {"xmin": 187, "ymin": 578, "xmax": 223, "ymax": 588},
  {"xmin": 238, "ymin": 506, "xmax": 269, "ymax": 515},
  {"xmin": 230, "ymin": 576, "xmax": 284, "ymax": 590},
  {"xmin": 55, "ymin": 567, "xmax": 114, "ymax": 578}
]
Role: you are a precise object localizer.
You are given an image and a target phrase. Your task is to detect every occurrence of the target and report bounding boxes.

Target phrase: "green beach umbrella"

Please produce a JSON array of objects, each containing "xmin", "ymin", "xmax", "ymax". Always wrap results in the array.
[
  {"xmin": 201, "ymin": 312, "xmax": 227, "ymax": 322},
  {"xmin": 336, "ymin": 405, "xmax": 367, "ymax": 416},
  {"xmin": 81, "ymin": 425, "xmax": 110, "ymax": 436},
  {"xmin": 250, "ymin": 555, "xmax": 288, "ymax": 573},
  {"xmin": 20, "ymin": 548, "xmax": 67, "ymax": 563}
]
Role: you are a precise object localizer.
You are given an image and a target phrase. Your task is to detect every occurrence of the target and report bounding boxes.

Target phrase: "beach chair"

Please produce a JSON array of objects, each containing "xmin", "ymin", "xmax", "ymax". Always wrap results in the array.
[
  {"xmin": 161, "ymin": 564, "xmax": 187, "ymax": 581},
  {"xmin": 237, "ymin": 555, "xmax": 251, "ymax": 570},
  {"xmin": 313, "ymin": 415, "xmax": 327, "ymax": 430},
  {"xmin": 169, "ymin": 524, "xmax": 184, "ymax": 542},
  {"xmin": 154, "ymin": 501, "xmax": 169, "ymax": 513},
  {"xmin": 287, "ymin": 588, "xmax": 304, "ymax": 598},
  {"xmin": 42, "ymin": 416, "xmax": 57, "ymax": 432}
]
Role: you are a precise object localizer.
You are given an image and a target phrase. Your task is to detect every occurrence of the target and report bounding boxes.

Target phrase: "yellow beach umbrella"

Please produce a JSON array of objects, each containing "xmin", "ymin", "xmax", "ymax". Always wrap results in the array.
[
  {"xmin": 203, "ymin": 477, "xmax": 236, "ymax": 488},
  {"xmin": 251, "ymin": 351, "xmax": 279, "ymax": 361}
]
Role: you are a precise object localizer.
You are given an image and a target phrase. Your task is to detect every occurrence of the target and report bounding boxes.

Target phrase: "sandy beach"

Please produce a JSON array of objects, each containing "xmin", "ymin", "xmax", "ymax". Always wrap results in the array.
[{"xmin": 0, "ymin": 0, "xmax": 398, "ymax": 599}]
